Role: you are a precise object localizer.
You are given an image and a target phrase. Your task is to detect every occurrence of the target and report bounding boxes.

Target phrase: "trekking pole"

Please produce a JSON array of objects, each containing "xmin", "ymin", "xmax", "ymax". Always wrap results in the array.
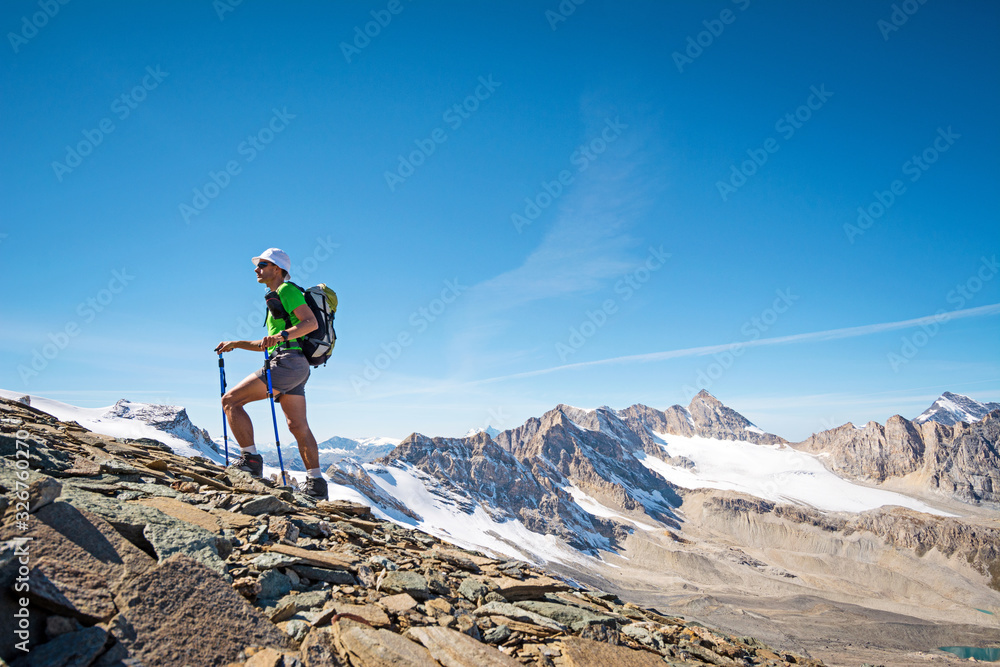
[
  {"xmin": 263, "ymin": 347, "xmax": 288, "ymax": 486},
  {"xmin": 218, "ymin": 353, "xmax": 230, "ymax": 465}
]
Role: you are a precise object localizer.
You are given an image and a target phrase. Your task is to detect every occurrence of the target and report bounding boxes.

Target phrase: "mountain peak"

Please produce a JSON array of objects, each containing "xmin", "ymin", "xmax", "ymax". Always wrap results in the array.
[
  {"xmin": 914, "ymin": 391, "xmax": 1000, "ymax": 426},
  {"xmin": 688, "ymin": 389, "xmax": 723, "ymax": 410}
]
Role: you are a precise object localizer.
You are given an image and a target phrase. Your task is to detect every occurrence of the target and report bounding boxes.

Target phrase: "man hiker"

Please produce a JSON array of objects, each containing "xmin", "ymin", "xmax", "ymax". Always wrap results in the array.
[{"xmin": 215, "ymin": 248, "xmax": 328, "ymax": 500}]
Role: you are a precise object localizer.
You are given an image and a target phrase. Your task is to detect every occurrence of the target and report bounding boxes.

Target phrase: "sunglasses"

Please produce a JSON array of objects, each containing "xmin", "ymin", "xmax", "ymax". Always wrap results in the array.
[{"xmin": 256, "ymin": 261, "xmax": 273, "ymax": 269}]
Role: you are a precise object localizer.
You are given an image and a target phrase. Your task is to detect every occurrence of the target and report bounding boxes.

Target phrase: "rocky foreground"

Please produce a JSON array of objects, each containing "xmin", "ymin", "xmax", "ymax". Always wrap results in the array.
[{"xmin": 0, "ymin": 398, "xmax": 824, "ymax": 666}]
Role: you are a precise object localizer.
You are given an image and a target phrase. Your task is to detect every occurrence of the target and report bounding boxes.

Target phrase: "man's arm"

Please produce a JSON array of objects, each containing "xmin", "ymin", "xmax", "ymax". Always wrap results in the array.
[
  {"xmin": 288, "ymin": 304, "xmax": 318, "ymax": 338},
  {"xmin": 216, "ymin": 305, "xmax": 317, "ymax": 353},
  {"xmin": 215, "ymin": 340, "xmax": 265, "ymax": 353},
  {"xmin": 259, "ymin": 304, "xmax": 317, "ymax": 349}
]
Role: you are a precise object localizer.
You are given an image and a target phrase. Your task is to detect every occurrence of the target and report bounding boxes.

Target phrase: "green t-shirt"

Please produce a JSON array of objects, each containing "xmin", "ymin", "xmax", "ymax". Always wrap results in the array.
[{"xmin": 265, "ymin": 282, "xmax": 306, "ymax": 354}]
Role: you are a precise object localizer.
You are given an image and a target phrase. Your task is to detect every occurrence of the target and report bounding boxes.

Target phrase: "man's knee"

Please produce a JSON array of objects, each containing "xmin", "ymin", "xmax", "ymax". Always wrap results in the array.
[
  {"xmin": 285, "ymin": 416, "xmax": 309, "ymax": 434},
  {"xmin": 221, "ymin": 391, "xmax": 239, "ymax": 412}
]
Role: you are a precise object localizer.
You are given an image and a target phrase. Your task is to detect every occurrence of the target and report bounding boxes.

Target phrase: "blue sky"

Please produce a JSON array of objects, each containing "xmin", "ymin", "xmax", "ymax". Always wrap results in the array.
[{"xmin": 3, "ymin": 0, "xmax": 998, "ymax": 443}]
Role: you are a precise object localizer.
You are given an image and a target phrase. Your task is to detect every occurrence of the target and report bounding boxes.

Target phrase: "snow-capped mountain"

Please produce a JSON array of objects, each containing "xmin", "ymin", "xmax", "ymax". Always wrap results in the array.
[
  {"xmin": 255, "ymin": 435, "xmax": 398, "ymax": 471},
  {"xmin": 327, "ymin": 390, "xmax": 953, "ymax": 565},
  {"xmin": 914, "ymin": 391, "xmax": 1000, "ymax": 426},
  {"xmin": 796, "ymin": 397, "xmax": 1000, "ymax": 505},
  {"xmin": 0, "ymin": 390, "xmax": 223, "ymax": 462}
]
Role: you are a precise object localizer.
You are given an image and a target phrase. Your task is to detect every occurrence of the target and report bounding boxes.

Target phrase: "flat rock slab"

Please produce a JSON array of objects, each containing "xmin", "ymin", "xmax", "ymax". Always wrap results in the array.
[
  {"xmin": 143, "ymin": 521, "xmax": 227, "ymax": 575},
  {"xmin": 240, "ymin": 494, "xmax": 295, "ymax": 516},
  {"xmin": 334, "ymin": 617, "xmax": 439, "ymax": 667},
  {"xmin": 209, "ymin": 507, "xmax": 257, "ymax": 529},
  {"xmin": 28, "ymin": 558, "xmax": 117, "ymax": 623},
  {"xmin": 0, "ymin": 501, "xmax": 154, "ymax": 594},
  {"xmin": 58, "ymin": 486, "xmax": 228, "ymax": 573},
  {"xmin": 315, "ymin": 601, "xmax": 391, "ymax": 628},
  {"xmin": 514, "ymin": 600, "xmax": 620, "ymax": 631},
  {"xmin": 317, "ymin": 499, "xmax": 371, "ymax": 516},
  {"xmin": 253, "ymin": 552, "xmax": 302, "ymax": 570},
  {"xmin": 266, "ymin": 544, "xmax": 358, "ymax": 571},
  {"xmin": 379, "ymin": 592, "xmax": 419, "ymax": 613},
  {"xmin": 493, "ymin": 574, "xmax": 569, "ymax": 600},
  {"xmin": 380, "ymin": 570, "xmax": 429, "ymax": 600},
  {"xmin": 473, "ymin": 601, "xmax": 567, "ymax": 632},
  {"xmin": 269, "ymin": 590, "xmax": 331, "ymax": 623},
  {"xmin": 111, "ymin": 553, "xmax": 286, "ymax": 667},
  {"xmin": 137, "ymin": 496, "xmax": 224, "ymax": 534},
  {"xmin": 426, "ymin": 548, "xmax": 481, "ymax": 573},
  {"xmin": 560, "ymin": 636, "xmax": 668, "ymax": 667},
  {"xmin": 406, "ymin": 625, "xmax": 523, "ymax": 667}
]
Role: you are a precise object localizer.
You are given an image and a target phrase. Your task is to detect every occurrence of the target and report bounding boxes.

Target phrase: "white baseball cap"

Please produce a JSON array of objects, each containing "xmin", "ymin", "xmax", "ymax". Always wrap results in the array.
[{"xmin": 252, "ymin": 248, "xmax": 291, "ymax": 273}]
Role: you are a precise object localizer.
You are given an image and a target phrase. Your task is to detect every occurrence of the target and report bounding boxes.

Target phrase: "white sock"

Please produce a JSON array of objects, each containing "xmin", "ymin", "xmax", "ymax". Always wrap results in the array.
[
  {"xmin": 243, "ymin": 445, "xmax": 258, "ymax": 455},
  {"xmin": 306, "ymin": 468, "xmax": 322, "ymax": 479}
]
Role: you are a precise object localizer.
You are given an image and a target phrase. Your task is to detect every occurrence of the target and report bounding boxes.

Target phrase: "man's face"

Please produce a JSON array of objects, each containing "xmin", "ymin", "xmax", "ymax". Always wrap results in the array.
[{"xmin": 255, "ymin": 260, "xmax": 278, "ymax": 283}]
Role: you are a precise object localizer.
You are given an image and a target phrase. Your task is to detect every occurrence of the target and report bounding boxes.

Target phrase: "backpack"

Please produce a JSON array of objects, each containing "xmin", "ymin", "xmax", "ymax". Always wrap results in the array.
[{"xmin": 265, "ymin": 282, "xmax": 338, "ymax": 367}]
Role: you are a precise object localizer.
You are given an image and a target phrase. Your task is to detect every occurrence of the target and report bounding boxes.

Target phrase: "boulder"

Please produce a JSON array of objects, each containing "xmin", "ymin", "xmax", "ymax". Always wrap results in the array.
[
  {"xmin": 513, "ymin": 600, "xmax": 619, "ymax": 632},
  {"xmin": 406, "ymin": 625, "xmax": 523, "ymax": 667},
  {"xmin": 379, "ymin": 571, "xmax": 429, "ymax": 600},
  {"xmin": 27, "ymin": 558, "xmax": 117, "ymax": 623},
  {"xmin": 332, "ymin": 617, "xmax": 438, "ymax": 666},
  {"xmin": 110, "ymin": 554, "xmax": 286, "ymax": 666}
]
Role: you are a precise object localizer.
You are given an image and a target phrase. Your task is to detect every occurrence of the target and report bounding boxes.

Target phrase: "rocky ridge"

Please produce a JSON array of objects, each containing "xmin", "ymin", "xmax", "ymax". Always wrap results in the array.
[
  {"xmin": 914, "ymin": 391, "xmax": 1000, "ymax": 427},
  {"xmin": 698, "ymin": 493, "xmax": 1000, "ymax": 593},
  {"xmin": 794, "ymin": 409, "xmax": 1000, "ymax": 505},
  {"xmin": 356, "ymin": 391, "xmax": 785, "ymax": 560},
  {"xmin": 0, "ymin": 397, "xmax": 822, "ymax": 667},
  {"xmin": 103, "ymin": 399, "xmax": 220, "ymax": 455}
]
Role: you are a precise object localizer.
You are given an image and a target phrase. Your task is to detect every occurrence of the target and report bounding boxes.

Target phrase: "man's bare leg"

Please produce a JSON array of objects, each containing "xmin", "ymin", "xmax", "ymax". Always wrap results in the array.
[
  {"xmin": 222, "ymin": 374, "xmax": 269, "ymax": 448},
  {"xmin": 279, "ymin": 394, "xmax": 319, "ymax": 470}
]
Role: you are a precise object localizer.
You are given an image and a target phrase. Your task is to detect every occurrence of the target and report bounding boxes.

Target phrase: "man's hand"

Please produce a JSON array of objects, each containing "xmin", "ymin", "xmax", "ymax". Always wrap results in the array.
[
  {"xmin": 260, "ymin": 335, "xmax": 281, "ymax": 349},
  {"xmin": 215, "ymin": 341, "xmax": 236, "ymax": 353}
]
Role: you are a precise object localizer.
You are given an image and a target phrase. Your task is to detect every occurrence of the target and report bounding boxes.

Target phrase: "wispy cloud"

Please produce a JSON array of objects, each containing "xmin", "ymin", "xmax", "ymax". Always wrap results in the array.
[
  {"xmin": 470, "ymin": 139, "xmax": 656, "ymax": 312},
  {"xmin": 461, "ymin": 302, "xmax": 1000, "ymax": 386}
]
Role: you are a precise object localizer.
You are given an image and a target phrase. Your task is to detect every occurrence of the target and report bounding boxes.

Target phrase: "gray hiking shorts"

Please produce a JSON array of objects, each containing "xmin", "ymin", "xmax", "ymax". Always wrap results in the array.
[{"xmin": 255, "ymin": 350, "xmax": 310, "ymax": 399}]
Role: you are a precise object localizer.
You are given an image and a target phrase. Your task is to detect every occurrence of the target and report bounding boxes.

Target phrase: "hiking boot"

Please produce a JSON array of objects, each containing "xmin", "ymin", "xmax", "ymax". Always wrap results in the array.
[
  {"xmin": 228, "ymin": 450, "xmax": 263, "ymax": 478},
  {"xmin": 302, "ymin": 476, "xmax": 328, "ymax": 500}
]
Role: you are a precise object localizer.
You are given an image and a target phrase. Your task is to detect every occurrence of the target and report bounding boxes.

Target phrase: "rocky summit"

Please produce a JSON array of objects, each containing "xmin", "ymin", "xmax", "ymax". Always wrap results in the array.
[{"xmin": 0, "ymin": 397, "xmax": 821, "ymax": 667}]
